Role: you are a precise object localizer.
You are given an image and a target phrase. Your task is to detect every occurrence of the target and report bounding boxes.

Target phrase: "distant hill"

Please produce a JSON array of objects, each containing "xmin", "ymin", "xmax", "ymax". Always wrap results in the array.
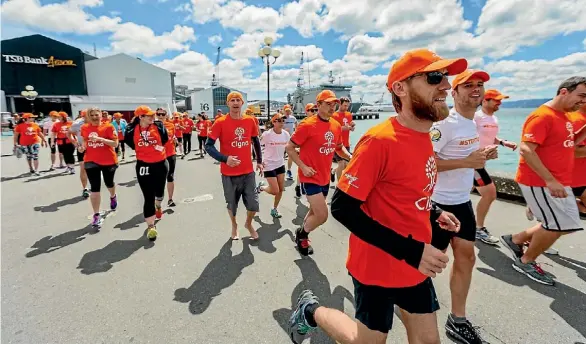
[{"xmin": 500, "ymin": 99, "xmax": 551, "ymax": 108}]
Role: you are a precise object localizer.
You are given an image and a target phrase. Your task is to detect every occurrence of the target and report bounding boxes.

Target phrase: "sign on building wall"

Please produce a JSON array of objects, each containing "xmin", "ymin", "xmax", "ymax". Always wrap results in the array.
[{"xmin": 2, "ymin": 54, "xmax": 77, "ymax": 67}]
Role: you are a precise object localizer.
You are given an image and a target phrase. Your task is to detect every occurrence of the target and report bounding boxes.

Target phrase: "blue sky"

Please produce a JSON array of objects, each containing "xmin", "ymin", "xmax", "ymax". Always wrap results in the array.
[{"xmin": 1, "ymin": 0, "xmax": 585, "ymax": 102}]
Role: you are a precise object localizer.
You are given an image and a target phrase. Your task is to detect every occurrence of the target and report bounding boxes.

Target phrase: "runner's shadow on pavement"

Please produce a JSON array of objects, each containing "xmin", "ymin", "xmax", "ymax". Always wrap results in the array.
[
  {"xmin": 273, "ymin": 258, "xmax": 355, "ymax": 344},
  {"xmin": 476, "ymin": 244, "xmax": 586, "ymax": 338},
  {"xmin": 33, "ymin": 195, "xmax": 85, "ymax": 213},
  {"xmin": 173, "ymin": 238, "xmax": 254, "ymax": 315},
  {"xmin": 252, "ymin": 216, "xmax": 294, "ymax": 253},
  {"xmin": 1, "ymin": 172, "xmax": 30, "ymax": 182},
  {"xmin": 26, "ymin": 224, "xmax": 94, "ymax": 258},
  {"xmin": 118, "ymin": 179, "xmax": 138, "ymax": 188},
  {"xmin": 114, "ymin": 213, "xmax": 144, "ymax": 230},
  {"xmin": 187, "ymin": 156, "xmax": 204, "ymax": 161},
  {"xmin": 24, "ymin": 172, "xmax": 68, "ymax": 183},
  {"xmin": 285, "ymin": 179, "xmax": 295, "ymax": 187},
  {"xmin": 77, "ymin": 231, "xmax": 154, "ymax": 274},
  {"xmin": 547, "ymin": 255, "xmax": 586, "ymax": 283},
  {"xmin": 292, "ymin": 198, "xmax": 309, "ymax": 227}
]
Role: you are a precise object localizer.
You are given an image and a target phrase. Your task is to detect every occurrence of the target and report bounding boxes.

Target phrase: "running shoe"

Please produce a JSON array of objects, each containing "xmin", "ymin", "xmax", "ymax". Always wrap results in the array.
[
  {"xmin": 286, "ymin": 170, "xmax": 293, "ymax": 181},
  {"xmin": 512, "ymin": 258, "xmax": 554, "ymax": 285},
  {"xmin": 48, "ymin": 166, "xmax": 55, "ymax": 172},
  {"xmin": 475, "ymin": 227, "xmax": 499, "ymax": 245},
  {"xmin": 82, "ymin": 188, "xmax": 90, "ymax": 199},
  {"xmin": 500, "ymin": 235, "xmax": 524, "ymax": 259},
  {"xmin": 295, "ymin": 227, "xmax": 314, "ymax": 256},
  {"xmin": 288, "ymin": 290, "xmax": 319, "ymax": 344},
  {"xmin": 445, "ymin": 315, "xmax": 484, "ymax": 344},
  {"xmin": 33, "ymin": 171, "xmax": 41, "ymax": 176},
  {"xmin": 295, "ymin": 185, "xmax": 301, "ymax": 198},
  {"xmin": 91, "ymin": 213, "xmax": 103, "ymax": 228},
  {"xmin": 255, "ymin": 181, "xmax": 266, "ymax": 194},
  {"xmin": 270, "ymin": 208, "xmax": 282, "ymax": 218},
  {"xmin": 155, "ymin": 206, "xmax": 163, "ymax": 220},
  {"xmin": 110, "ymin": 194, "xmax": 118, "ymax": 210},
  {"xmin": 167, "ymin": 199, "xmax": 176, "ymax": 207},
  {"xmin": 147, "ymin": 225, "xmax": 158, "ymax": 241}
]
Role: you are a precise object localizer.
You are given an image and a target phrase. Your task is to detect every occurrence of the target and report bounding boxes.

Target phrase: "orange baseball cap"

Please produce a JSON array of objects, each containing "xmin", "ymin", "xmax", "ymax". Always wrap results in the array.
[
  {"xmin": 22, "ymin": 113, "xmax": 37, "ymax": 119},
  {"xmin": 387, "ymin": 49, "xmax": 468, "ymax": 89},
  {"xmin": 305, "ymin": 103, "xmax": 316, "ymax": 112},
  {"xmin": 135, "ymin": 105, "xmax": 154, "ymax": 116},
  {"xmin": 316, "ymin": 90, "xmax": 339, "ymax": 103},
  {"xmin": 58, "ymin": 111, "xmax": 68, "ymax": 118},
  {"xmin": 113, "ymin": 112, "xmax": 123, "ymax": 118},
  {"xmin": 451, "ymin": 69, "xmax": 490, "ymax": 89},
  {"xmin": 283, "ymin": 104, "xmax": 292, "ymax": 110},
  {"xmin": 271, "ymin": 113, "xmax": 285, "ymax": 122},
  {"xmin": 49, "ymin": 111, "xmax": 59, "ymax": 117},
  {"xmin": 227, "ymin": 91, "xmax": 243, "ymax": 102},
  {"xmin": 484, "ymin": 89, "xmax": 509, "ymax": 100},
  {"xmin": 244, "ymin": 108, "xmax": 254, "ymax": 115}
]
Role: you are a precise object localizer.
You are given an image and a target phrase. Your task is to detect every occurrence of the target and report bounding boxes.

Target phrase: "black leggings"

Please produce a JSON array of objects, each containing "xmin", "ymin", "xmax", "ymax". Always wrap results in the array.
[
  {"xmin": 115, "ymin": 141, "xmax": 126, "ymax": 155},
  {"xmin": 57, "ymin": 143, "xmax": 76, "ymax": 165},
  {"xmin": 48, "ymin": 138, "xmax": 57, "ymax": 154},
  {"xmin": 85, "ymin": 163, "xmax": 117, "ymax": 193},
  {"xmin": 198, "ymin": 135, "xmax": 206, "ymax": 151},
  {"xmin": 183, "ymin": 133, "xmax": 192, "ymax": 153},
  {"xmin": 136, "ymin": 159, "xmax": 168, "ymax": 218},
  {"xmin": 166, "ymin": 155, "xmax": 176, "ymax": 182}
]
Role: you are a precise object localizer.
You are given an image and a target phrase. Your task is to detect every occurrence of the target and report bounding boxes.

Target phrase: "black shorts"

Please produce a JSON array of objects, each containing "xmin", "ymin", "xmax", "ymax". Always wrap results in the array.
[
  {"xmin": 48, "ymin": 138, "xmax": 57, "ymax": 154},
  {"xmin": 333, "ymin": 146, "xmax": 351, "ymax": 163},
  {"xmin": 176, "ymin": 137, "xmax": 183, "ymax": 143},
  {"xmin": 77, "ymin": 149, "xmax": 85, "ymax": 162},
  {"xmin": 300, "ymin": 183, "xmax": 329, "ymax": 197},
  {"xmin": 473, "ymin": 168, "xmax": 493, "ymax": 187},
  {"xmin": 352, "ymin": 276, "xmax": 439, "ymax": 333},
  {"xmin": 431, "ymin": 200, "xmax": 476, "ymax": 251},
  {"xmin": 263, "ymin": 165, "xmax": 286, "ymax": 178},
  {"xmin": 572, "ymin": 186, "xmax": 586, "ymax": 197}
]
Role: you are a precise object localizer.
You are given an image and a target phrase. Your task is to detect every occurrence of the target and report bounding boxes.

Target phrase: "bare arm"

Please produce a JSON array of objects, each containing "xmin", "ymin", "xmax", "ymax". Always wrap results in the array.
[
  {"xmin": 519, "ymin": 142, "xmax": 556, "ymax": 183},
  {"xmin": 575, "ymin": 145, "xmax": 586, "ymax": 158},
  {"xmin": 435, "ymin": 155, "xmax": 472, "ymax": 172},
  {"xmin": 285, "ymin": 141, "xmax": 307, "ymax": 169},
  {"xmin": 575, "ymin": 123, "xmax": 586, "ymax": 144},
  {"xmin": 335, "ymin": 145, "xmax": 352, "ymax": 160}
]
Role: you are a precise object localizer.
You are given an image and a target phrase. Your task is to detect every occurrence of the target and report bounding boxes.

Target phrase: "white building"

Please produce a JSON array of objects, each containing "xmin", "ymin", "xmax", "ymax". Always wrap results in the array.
[
  {"xmin": 189, "ymin": 84, "xmax": 247, "ymax": 116},
  {"xmin": 70, "ymin": 53, "xmax": 175, "ymax": 115}
]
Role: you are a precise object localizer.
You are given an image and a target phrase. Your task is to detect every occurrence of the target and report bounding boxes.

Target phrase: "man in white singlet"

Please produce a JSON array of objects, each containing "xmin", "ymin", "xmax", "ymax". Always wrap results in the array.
[{"xmin": 473, "ymin": 89, "xmax": 518, "ymax": 244}]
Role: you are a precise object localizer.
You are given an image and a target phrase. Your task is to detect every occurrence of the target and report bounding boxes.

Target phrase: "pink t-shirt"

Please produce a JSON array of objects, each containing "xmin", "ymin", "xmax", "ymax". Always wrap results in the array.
[
  {"xmin": 260, "ymin": 129, "xmax": 290, "ymax": 171},
  {"xmin": 474, "ymin": 110, "xmax": 499, "ymax": 149}
]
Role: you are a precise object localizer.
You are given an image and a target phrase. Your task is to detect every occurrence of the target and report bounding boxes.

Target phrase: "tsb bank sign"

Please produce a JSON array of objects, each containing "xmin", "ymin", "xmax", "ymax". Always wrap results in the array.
[{"xmin": 2, "ymin": 54, "xmax": 77, "ymax": 67}]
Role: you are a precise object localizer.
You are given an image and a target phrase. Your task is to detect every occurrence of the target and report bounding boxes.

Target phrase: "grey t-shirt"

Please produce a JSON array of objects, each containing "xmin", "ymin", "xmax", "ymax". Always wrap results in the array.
[
  {"xmin": 283, "ymin": 115, "xmax": 297, "ymax": 135},
  {"xmin": 70, "ymin": 118, "xmax": 86, "ymax": 145}
]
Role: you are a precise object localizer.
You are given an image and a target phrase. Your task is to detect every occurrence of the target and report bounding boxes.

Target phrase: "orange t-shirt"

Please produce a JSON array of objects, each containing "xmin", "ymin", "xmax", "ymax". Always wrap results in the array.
[
  {"xmin": 163, "ymin": 120, "xmax": 176, "ymax": 158},
  {"xmin": 209, "ymin": 115, "xmax": 259, "ymax": 176},
  {"xmin": 15, "ymin": 123, "xmax": 42, "ymax": 146},
  {"xmin": 569, "ymin": 111, "xmax": 586, "ymax": 187},
  {"xmin": 52, "ymin": 121, "xmax": 73, "ymax": 144},
  {"xmin": 183, "ymin": 118, "xmax": 194, "ymax": 133},
  {"xmin": 515, "ymin": 105, "xmax": 576, "ymax": 187},
  {"xmin": 81, "ymin": 123, "xmax": 118, "ymax": 166},
  {"xmin": 174, "ymin": 119, "xmax": 184, "ymax": 137},
  {"xmin": 206, "ymin": 120, "xmax": 212, "ymax": 136},
  {"xmin": 337, "ymin": 118, "xmax": 436, "ymax": 288},
  {"xmin": 196, "ymin": 120, "xmax": 208, "ymax": 136},
  {"xmin": 331, "ymin": 111, "xmax": 353, "ymax": 147},
  {"xmin": 134, "ymin": 124, "xmax": 167, "ymax": 163},
  {"xmin": 290, "ymin": 115, "xmax": 343, "ymax": 186}
]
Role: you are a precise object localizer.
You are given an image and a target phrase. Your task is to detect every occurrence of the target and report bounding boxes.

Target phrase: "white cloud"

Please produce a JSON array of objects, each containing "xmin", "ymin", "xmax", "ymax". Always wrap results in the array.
[
  {"xmin": 208, "ymin": 34, "xmax": 222, "ymax": 45},
  {"xmin": 224, "ymin": 31, "xmax": 283, "ymax": 59},
  {"xmin": 110, "ymin": 24, "xmax": 196, "ymax": 57}
]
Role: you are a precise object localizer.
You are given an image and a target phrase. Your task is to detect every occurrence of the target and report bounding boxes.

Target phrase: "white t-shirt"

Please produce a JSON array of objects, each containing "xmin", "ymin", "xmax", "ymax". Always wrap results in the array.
[
  {"xmin": 260, "ymin": 129, "xmax": 290, "ymax": 171},
  {"xmin": 430, "ymin": 108, "xmax": 480, "ymax": 205},
  {"xmin": 43, "ymin": 119, "xmax": 58, "ymax": 134},
  {"xmin": 283, "ymin": 115, "xmax": 297, "ymax": 135},
  {"xmin": 474, "ymin": 110, "xmax": 499, "ymax": 149}
]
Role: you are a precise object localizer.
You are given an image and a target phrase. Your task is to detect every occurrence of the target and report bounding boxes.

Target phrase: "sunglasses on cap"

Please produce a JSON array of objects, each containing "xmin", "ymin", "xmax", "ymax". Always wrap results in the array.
[{"xmin": 408, "ymin": 71, "xmax": 449, "ymax": 85}]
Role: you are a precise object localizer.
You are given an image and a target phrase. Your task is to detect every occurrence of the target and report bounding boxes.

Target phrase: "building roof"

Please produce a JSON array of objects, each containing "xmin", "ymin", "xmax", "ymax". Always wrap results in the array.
[
  {"xmin": 191, "ymin": 84, "xmax": 247, "ymax": 95},
  {"xmin": 84, "ymin": 53, "xmax": 171, "ymax": 73}
]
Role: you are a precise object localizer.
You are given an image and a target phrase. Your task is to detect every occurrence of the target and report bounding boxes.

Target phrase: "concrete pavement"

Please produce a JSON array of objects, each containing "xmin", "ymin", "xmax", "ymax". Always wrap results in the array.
[{"xmin": 1, "ymin": 138, "xmax": 585, "ymax": 344}]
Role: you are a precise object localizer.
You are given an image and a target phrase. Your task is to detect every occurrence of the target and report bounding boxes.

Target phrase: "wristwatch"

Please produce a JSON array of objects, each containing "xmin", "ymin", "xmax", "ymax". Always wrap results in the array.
[{"xmin": 499, "ymin": 139, "xmax": 506, "ymax": 146}]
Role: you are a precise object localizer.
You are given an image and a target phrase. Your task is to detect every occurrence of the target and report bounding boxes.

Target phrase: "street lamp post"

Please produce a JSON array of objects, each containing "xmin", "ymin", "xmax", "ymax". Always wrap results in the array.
[
  {"xmin": 258, "ymin": 36, "xmax": 281, "ymax": 119},
  {"xmin": 20, "ymin": 85, "xmax": 38, "ymax": 115}
]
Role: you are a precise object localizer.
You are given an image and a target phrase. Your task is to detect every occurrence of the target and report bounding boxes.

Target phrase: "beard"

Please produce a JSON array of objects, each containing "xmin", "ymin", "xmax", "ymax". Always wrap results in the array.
[{"xmin": 409, "ymin": 90, "xmax": 449, "ymax": 122}]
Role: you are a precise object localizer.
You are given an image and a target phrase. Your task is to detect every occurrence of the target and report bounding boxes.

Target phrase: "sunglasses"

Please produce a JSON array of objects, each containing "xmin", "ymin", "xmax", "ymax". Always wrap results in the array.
[
  {"xmin": 274, "ymin": 119, "xmax": 284, "ymax": 123},
  {"xmin": 308, "ymin": 109, "xmax": 317, "ymax": 112},
  {"xmin": 156, "ymin": 113, "xmax": 166, "ymax": 116},
  {"xmin": 409, "ymin": 71, "xmax": 449, "ymax": 85}
]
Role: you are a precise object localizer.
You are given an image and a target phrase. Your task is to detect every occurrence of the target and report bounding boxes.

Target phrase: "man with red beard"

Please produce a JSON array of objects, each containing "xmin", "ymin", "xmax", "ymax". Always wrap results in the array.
[
  {"xmin": 429, "ymin": 69, "xmax": 492, "ymax": 344},
  {"xmin": 288, "ymin": 49, "xmax": 464, "ymax": 344}
]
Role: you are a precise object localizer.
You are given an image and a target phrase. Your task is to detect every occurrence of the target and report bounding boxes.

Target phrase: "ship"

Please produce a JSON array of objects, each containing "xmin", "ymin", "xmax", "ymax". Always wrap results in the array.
[
  {"xmin": 357, "ymin": 92, "xmax": 395, "ymax": 113},
  {"xmin": 287, "ymin": 53, "xmax": 363, "ymax": 116}
]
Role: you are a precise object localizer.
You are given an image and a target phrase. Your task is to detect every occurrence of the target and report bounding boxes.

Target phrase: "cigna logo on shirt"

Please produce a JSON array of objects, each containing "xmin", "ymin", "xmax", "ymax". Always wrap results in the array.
[
  {"xmin": 564, "ymin": 121, "xmax": 575, "ymax": 148},
  {"xmin": 232, "ymin": 127, "xmax": 249, "ymax": 148},
  {"xmin": 415, "ymin": 156, "xmax": 438, "ymax": 211},
  {"xmin": 88, "ymin": 132, "xmax": 104, "ymax": 148},
  {"xmin": 138, "ymin": 130, "xmax": 159, "ymax": 147},
  {"xmin": 319, "ymin": 131, "xmax": 336, "ymax": 155},
  {"xmin": 25, "ymin": 127, "xmax": 35, "ymax": 135}
]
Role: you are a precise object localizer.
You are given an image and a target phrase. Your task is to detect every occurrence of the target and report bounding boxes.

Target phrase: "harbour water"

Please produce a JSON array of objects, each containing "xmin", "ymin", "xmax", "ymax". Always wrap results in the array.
[{"xmin": 350, "ymin": 108, "xmax": 534, "ymax": 175}]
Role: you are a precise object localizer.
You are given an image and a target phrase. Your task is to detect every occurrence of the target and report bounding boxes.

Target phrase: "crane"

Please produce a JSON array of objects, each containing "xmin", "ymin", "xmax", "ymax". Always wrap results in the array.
[{"xmin": 211, "ymin": 46, "xmax": 220, "ymax": 87}]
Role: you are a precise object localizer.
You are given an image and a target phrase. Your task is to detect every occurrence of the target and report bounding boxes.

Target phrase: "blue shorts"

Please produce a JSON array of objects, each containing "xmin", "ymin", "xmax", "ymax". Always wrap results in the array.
[{"xmin": 300, "ymin": 183, "xmax": 329, "ymax": 197}]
